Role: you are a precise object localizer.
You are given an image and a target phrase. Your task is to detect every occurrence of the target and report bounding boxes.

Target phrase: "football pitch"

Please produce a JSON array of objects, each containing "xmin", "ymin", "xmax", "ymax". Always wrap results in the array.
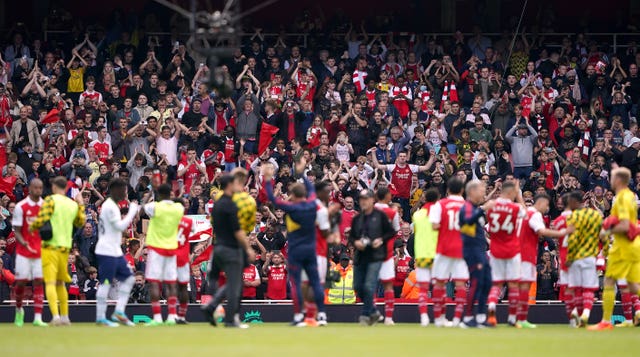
[{"xmin": 0, "ymin": 323, "xmax": 637, "ymax": 356}]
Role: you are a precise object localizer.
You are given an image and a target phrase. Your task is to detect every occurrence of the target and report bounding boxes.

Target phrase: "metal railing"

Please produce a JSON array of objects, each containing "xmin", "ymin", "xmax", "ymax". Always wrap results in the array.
[{"xmin": 41, "ymin": 31, "xmax": 640, "ymax": 53}]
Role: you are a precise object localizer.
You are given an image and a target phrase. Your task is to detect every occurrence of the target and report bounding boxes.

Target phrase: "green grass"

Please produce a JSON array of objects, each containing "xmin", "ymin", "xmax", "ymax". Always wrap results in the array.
[{"xmin": 0, "ymin": 323, "xmax": 637, "ymax": 356}]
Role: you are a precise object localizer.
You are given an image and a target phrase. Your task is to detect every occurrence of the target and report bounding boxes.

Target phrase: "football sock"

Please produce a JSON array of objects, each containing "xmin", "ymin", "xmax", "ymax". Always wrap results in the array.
[
  {"xmin": 45, "ymin": 283, "xmax": 59, "ymax": 316},
  {"xmin": 167, "ymin": 296, "xmax": 178, "ymax": 318},
  {"xmin": 56, "ymin": 284, "xmax": 69, "ymax": 316},
  {"xmin": 517, "ymin": 286, "xmax": 530, "ymax": 322},
  {"xmin": 632, "ymin": 294, "xmax": 640, "ymax": 312},
  {"xmin": 563, "ymin": 289, "xmax": 575, "ymax": 319},
  {"xmin": 151, "ymin": 301, "xmax": 162, "ymax": 322},
  {"xmin": 574, "ymin": 287, "xmax": 583, "ymax": 315},
  {"xmin": 582, "ymin": 290, "xmax": 594, "ymax": 318},
  {"xmin": 117, "ymin": 276, "xmax": 135, "ymax": 314},
  {"xmin": 453, "ymin": 286, "xmax": 466, "ymax": 320},
  {"xmin": 488, "ymin": 285, "xmax": 500, "ymax": 310},
  {"xmin": 621, "ymin": 292, "xmax": 633, "ymax": 321},
  {"xmin": 14, "ymin": 284, "xmax": 24, "ymax": 309},
  {"xmin": 178, "ymin": 302, "xmax": 188, "ymax": 318},
  {"xmin": 507, "ymin": 287, "xmax": 519, "ymax": 323},
  {"xmin": 33, "ymin": 281, "xmax": 44, "ymax": 318},
  {"xmin": 431, "ymin": 284, "xmax": 445, "ymax": 319},
  {"xmin": 384, "ymin": 290, "xmax": 395, "ymax": 319},
  {"xmin": 418, "ymin": 282, "xmax": 429, "ymax": 315},
  {"xmin": 602, "ymin": 285, "xmax": 615, "ymax": 322},
  {"xmin": 96, "ymin": 283, "xmax": 110, "ymax": 321},
  {"xmin": 305, "ymin": 302, "xmax": 317, "ymax": 319}
]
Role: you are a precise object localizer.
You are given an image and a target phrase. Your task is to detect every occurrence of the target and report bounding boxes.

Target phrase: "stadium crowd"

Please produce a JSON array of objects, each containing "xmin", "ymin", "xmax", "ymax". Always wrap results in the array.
[{"xmin": 1, "ymin": 7, "xmax": 640, "ymax": 317}]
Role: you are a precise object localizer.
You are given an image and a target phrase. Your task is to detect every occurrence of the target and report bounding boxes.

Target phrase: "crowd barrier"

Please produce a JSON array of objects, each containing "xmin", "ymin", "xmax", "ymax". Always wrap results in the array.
[{"xmin": 0, "ymin": 301, "xmax": 624, "ymax": 324}]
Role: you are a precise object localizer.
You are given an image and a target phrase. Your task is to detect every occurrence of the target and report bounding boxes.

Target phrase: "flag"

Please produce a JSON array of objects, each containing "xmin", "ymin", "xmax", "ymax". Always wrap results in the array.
[
  {"xmin": 258, "ymin": 122, "xmax": 279, "ymax": 156},
  {"xmin": 191, "ymin": 245, "xmax": 213, "ymax": 266},
  {"xmin": 41, "ymin": 108, "xmax": 61, "ymax": 124},
  {"xmin": 0, "ymin": 176, "xmax": 17, "ymax": 201},
  {"xmin": 353, "ymin": 69, "xmax": 367, "ymax": 92}
]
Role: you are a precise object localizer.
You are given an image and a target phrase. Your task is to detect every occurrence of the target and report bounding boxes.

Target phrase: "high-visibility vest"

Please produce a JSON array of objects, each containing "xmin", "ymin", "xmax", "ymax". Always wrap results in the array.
[
  {"xmin": 146, "ymin": 201, "xmax": 183, "ymax": 250},
  {"xmin": 327, "ymin": 266, "xmax": 355, "ymax": 304},
  {"xmin": 49, "ymin": 194, "xmax": 80, "ymax": 249}
]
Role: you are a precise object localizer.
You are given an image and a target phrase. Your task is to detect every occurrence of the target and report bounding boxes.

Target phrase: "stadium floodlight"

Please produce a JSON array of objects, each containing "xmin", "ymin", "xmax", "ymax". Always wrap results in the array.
[{"xmin": 153, "ymin": 0, "xmax": 279, "ymax": 96}]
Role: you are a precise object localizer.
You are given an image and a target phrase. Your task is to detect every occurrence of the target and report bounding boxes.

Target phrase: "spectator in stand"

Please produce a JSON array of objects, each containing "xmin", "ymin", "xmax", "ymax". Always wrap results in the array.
[
  {"xmin": 7, "ymin": 106, "xmax": 43, "ymax": 153},
  {"xmin": 536, "ymin": 251, "xmax": 558, "ymax": 300},
  {"xmin": 129, "ymin": 271, "xmax": 151, "ymax": 303},
  {"xmin": 82, "ymin": 266, "xmax": 99, "ymax": 300},
  {"xmin": 505, "ymin": 122, "xmax": 538, "ymax": 180},
  {"xmin": 0, "ymin": 258, "xmax": 15, "ymax": 304}
]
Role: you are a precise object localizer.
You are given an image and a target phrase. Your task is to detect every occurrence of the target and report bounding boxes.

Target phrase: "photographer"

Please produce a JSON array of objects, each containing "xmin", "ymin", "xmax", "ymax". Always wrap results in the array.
[{"xmin": 349, "ymin": 189, "xmax": 397, "ymax": 325}]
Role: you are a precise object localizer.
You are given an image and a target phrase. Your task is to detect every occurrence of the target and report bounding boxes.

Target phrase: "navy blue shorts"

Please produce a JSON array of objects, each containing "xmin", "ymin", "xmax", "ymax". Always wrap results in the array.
[{"xmin": 97, "ymin": 255, "xmax": 133, "ymax": 284}]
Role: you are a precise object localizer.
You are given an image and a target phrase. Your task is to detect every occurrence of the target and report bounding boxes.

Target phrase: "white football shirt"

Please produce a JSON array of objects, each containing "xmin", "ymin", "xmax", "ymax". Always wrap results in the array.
[{"xmin": 95, "ymin": 198, "xmax": 139, "ymax": 257}]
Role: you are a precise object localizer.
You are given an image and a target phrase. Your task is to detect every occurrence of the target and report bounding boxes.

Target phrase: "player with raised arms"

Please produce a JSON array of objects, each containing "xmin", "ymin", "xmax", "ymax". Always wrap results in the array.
[
  {"xmin": 94, "ymin": 178, "xmax": 140, "ymax": 327},
  {"xmin": 485, "ymin": 180, "xmax": 525, "ymax": 327}
]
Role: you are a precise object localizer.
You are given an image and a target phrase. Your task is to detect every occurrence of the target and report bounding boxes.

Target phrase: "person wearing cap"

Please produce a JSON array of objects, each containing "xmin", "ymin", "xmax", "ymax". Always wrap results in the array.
[
  {"xmin": 181, "ymin": 97, "xmax": 205, "ymax": 129},
  {"xmin": 327, "ymin": 254, "xmax": 355, "ymax": 304},
  {"xmin": 349, "ymin": 188, "xmax": 398, "ymax": 325},
  {"xmin": 505, "ymin": 119, "xmax": 538, "ymax": 181}
]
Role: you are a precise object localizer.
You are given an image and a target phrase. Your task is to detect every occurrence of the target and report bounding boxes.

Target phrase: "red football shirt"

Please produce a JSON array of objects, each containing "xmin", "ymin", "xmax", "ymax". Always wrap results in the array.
[
  {"xmin": 518, "ymin": 207, "xmax": 546, "ymax": 264},
  {"xmin": 552, "ymin": 211, "xmax": 571, "ymax": 271},
  {"xmin": 386, "ymin": 164, "xmax": 419, "ymax": 199},
  {"xmin": 176, "ymin": 216, "xmax": 194, "ymax": 267},
  {"xmin": 11, "ymin": 197, "xmax": 43, "ymax": 259},
  {"xmin": 487, "ymin": 198, "xmax": 525, "ymax": 259},
  {"xmin": 266, "ymin": 264, "xmax": 287, "ymax": 300},
  {"xmin": 394, "ymin": 255, "xmax": 412, "ymax": 287},
  {"xmin": 429, "ymin": 195, "xmax": 465, "ymax": 259},
  {"xmin": 242, "ymin": 265, "xmax": 259, "ymax": 298}
]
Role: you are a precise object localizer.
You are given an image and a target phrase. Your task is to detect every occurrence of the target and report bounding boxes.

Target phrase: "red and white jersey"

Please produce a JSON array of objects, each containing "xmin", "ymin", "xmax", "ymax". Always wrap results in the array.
[
  {"xmin": 353, "ymin": 69, "xmax": 368, "ymax": 92},
  {"xmin": 223, "ymin": 137, "xmax": 236, "ymax": 162},
  {"xmin": 518, "ymin": 207, "xmax": 546, "ymax": 264},
  {"xmin": 552, "ymin": 210, "xmax": 571, "ymax": 271},
  {"xmin": 79, "ymin": 90, "xmax": 102, "ymax": 105},
  {"xmin": 375, "ymin": 202, "xmax": 401, "ymax": 259},
  {"xmin": 178, "ymin": 160, "xmax": 205, "ymax": 193},
  {"xmin": 268, "ymin": 84, "xmax": 283, "ymax": 101},
  {"xmin": 315, "ymin": 200, "xmax": 331, "ymax": 257},
  {"xmin": 266, "ymin": 264, "xmax": 287, "ymax": 299},
  {"xmin": 11, "ymin": 197, "xmax": 43, "ymax": 259},
  {"xmin": 542, "ymin": 87, "xmax": 558, "ymax": 101},
  {"xmin": 384, "ymin": 164, "xmax": 419, "ymax": 199},
  {"xmin": 242, "ymin": 264, "xmax": 260, "ymax": 298},
  {"xmin": 389, "ymin": 85, "xmax": 412, "ymax": 101},
  {"xmin": 176, "ymin": 216, "xmax": 196, "ymax": 267},
  {"xmin": 381, "ymin": 62, "xmax": 403, "ymax": 78},
  {"xmin": 394, "ymin": 255, "xmax": 412, "ymax": 287},
  {"xmin": 486, "ymin": 198, "xmax": 525, "ymax": 259},
  {"xmin": 429, "ymin": 195, "xmax": 465, "ymax": 259},
  {"xmin": 201, "ymin": 149, "xmax": 224, "ymax": 181},
  {"xmin": 364, "ymin": 89, "xmax": 377, "ymax": 109},
  {"xmin": 296, "ymin": 80, "xmax": 315, "ymax": 102},
  {"xmin": 89, "ymin": 139, "xmax": 112, "ymax": 160}
]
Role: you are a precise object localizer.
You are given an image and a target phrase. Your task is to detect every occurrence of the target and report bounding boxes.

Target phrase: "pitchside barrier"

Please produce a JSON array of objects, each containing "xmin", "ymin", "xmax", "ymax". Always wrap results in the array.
[{"xmin": 0, "ymin": 301, "xmax": 624, "ymax": 324}]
